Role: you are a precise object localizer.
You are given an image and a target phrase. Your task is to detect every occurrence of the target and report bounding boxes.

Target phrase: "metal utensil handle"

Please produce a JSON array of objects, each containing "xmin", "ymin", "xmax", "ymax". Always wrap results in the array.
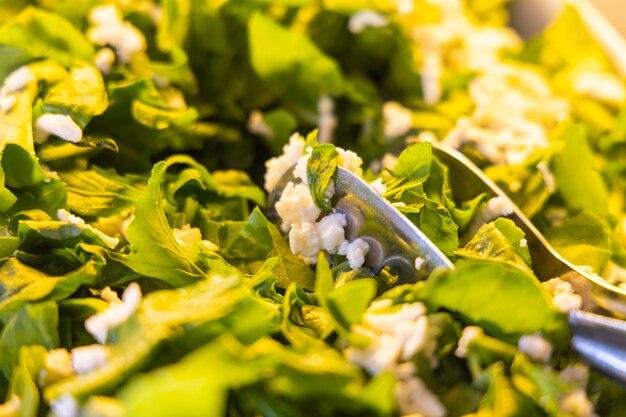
[{"xmin": 570, "ymin": 310, "xmax": 626, "ymax": 388}]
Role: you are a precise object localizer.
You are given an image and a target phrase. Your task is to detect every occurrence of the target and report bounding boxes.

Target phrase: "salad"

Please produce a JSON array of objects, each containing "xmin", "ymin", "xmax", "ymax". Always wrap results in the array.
[{"xmin": 0, "ymin": 0, "xmax": 625, "ymax": 416}]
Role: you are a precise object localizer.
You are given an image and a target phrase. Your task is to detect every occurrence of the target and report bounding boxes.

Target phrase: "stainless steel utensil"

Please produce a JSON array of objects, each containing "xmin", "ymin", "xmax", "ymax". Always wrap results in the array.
[{"xmin": 431, "ymin": 143, "xmax": 626, "ymax": 317}]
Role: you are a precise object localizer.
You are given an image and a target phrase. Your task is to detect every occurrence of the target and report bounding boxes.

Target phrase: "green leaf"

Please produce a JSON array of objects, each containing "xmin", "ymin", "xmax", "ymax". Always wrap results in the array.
[
  {"xmin": 43, "ymin": 64, "xmax": 108, "ymax": 128},
  {"xmin": 0, "ymin": 301, "xmax": 59, "ymax": 379},
  {"xmin": 0, "ymin": 87, "xmax": 35, "ymax": 154},
  {"xmin": 127, "ymin": 162, "xmax": 207, "ymax": 287},
  {"xmin": 118, "ymin": 335, "xmax": 274, "ymax": 417},
  {"xmin": 2, "ymin": 144, "xmax": 45, "ymax": 188},
  {"xmin": 544, "ymin": 211, "xmax": 613, "ymax": 272},
  {"xmin": 325, "ymin": 279, "xmax": 377, "ymax": 328},
  {"xmin": 7, "ymin": 345, "xmax": 47, "ymax": 417},
  {"xmin": 0, "ymin": 7, "xmax": 94, "ymax": 67},
  {"xmin": 59, "ymin": 167, "xmax": 142, "ymax": 217},
  {"xmin": 457, "ymin": 218, "xmax": 532, "ymax": 273},
  {"xmin": 394, "ymin": 142, "xmax": 433, "ymax": 180},
  {"xmin": 477, "ymin": 362, "xmax": 543, "ymax": 417},
  {"xmin": 221, "ymin": 208, "xmax": 273, "ymax": 260},
  {"xmin": 421, "ymin": 259, "xmax": 569, "ymax": 349},
  {"xmin": 307, "ymin": 144, "xmax": 340, "ymax": 211},
  {"xmin": 131, "ymin": 100, "xmax": 198, "ymax": 130},
  {"xmin": 212, "ymin": 170, "xmax": 265, "ymax": 206},
  {"xmin": 551, "ymin": 122, "xmax": 608, "ymax": 217},
  {"xmin": 0, "ymin": 258, "xmax": 101, "ymax": 314},
  {"xmin": 248, "ymin": 13, "xmax": 343, "ymax": 99}
]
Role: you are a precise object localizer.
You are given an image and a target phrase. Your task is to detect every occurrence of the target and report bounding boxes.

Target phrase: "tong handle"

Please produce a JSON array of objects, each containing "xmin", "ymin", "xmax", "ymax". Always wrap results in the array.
[{"xmin": 570, "ymin": 310, "xmax": 626, "ymax": 388}]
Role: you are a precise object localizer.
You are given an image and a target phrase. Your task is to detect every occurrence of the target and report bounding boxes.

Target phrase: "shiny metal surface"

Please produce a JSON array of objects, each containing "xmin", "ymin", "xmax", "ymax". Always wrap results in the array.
[
  {"xmin": 334, "ymin": 167, "xmax": 453, "ymax": 283},
  {"xmin": 570, "ymin": 310, "xmax": 626, "ymax": 388},
  {"xmin": 431, "ymin": 144, "xmax": 626, "ymax": 317}
]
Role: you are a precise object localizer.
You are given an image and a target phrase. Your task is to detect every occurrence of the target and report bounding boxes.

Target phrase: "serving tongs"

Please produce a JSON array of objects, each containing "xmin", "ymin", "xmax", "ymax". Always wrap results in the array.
[{"xmin": 270, "ymin": 148, "xmax": 626, "ymax": 387}]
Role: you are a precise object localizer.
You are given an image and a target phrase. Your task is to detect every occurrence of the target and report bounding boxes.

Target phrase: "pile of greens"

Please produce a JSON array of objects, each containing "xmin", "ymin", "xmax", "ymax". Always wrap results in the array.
[{"xmin": 0, "ymin": 0, "xmax": 625, "ymax": 416}]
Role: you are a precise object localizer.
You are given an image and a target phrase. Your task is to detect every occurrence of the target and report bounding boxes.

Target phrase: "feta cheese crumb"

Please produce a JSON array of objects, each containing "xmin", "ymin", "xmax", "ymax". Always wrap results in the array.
[
  {"xmin": 316, "ymin": 213, "xmax": 347, "ymax": 253},
  {"xmin": 537, "ymin": 161, "xmax": 556, "ymax": 192},
  {"xmin": 559, "ymin": 388, "xmax": 598, "ymax": 417},
  {"xmin": 94, "ymin": 48, "xmax": 116, "ymax": 74},
  {"xmin": 247, "ymin": 110, "xmax": 273, "ymax": 139},
  {"xmin": 0, "ymin": 395, "xmax": 21, "ymax": 415},
  {"xmin": 520, "ymin": 238, "xmax": 528, "ymax": 248},
  {"xmin": 57, "ymin": 209, "xmax": 119, "ymax": 249},
  {"xmin": 395, "ymin": 377, "xmax": 446, "ymax": 417},
  {"xmin": 275, "ymin": 182, "xmax": 321, "ymax": 228},
  {"xmin": 383, "ymin": 102, "xmax": 413, "ymax": 139},
  {"xmin": 85, "ymin": 282, "xmax": 142, "ymax": 344},
  {"xmin": 560, "ymin": 364, "xmax": 589, "ymax": 385},
  {"xmin": 264, "ymin": 134, "xmax": 305, "ymax": 192},
  {"xmin": 454, "ymin": 325, "xmax": 483, "ymax": 358},
  {"xmin": 317, "ymin": 95, "xmax": 337, "ymax": 144},
  {"xmin": 346, "ymin": 238, "xmax": 370, "ymax": 269},
  {"xmin": 543, "ymin": 278, "xmax": 582, "ymax": 312},
  {"xmin": 2, "ymin": 66, "xmax": 35, "ymax": 93},
  {"xmin": 573, "ymin": 71, "xmax": 625, "ymax": 107},
  {"xmin": 381, "ymin": 154, "xmax": 398, "ymax": 171},
  {"xmin": 414, "ymin": 256, "xmax": 425, "ymax": 271},
  {"xmin": 172, "ymin": 224, "xmax": 203, "ymax": 249},
  {"xmin": 518, "ymin": 333, "xmax": 552, "ymax": 363},
  {"xmin": 292, "ymin": 149, "xmax": 311, "ymax": 185},
  {"xmin": 49, "ymin": 394, "xmax": 79, "ymax": 417},
  {"xmin": 289, "ymin": 222, "xmax": 321, "ymax": 260},
  {"xmin": 34, "ymin": 114, "xmax": 83, "ymax": 144},
  {"xmin": 348, "ymin": 10, "xmax": 389, "ymax": 34},
  {"xmin": 337, "ymin": 148, "xmax": 363, "ymax": 177},
  {"xmin": 0, "ymin": 95, "xmax": 16, "ymax": 113},
  {"xmin": 370, "ymin": 178, "xmax": 386, "ymax": 195},
  {"xmin": 40, "ymin": 348, "xmax": 74, "ymax": 385},
  {"xmin": 88, "ymin": 5, "xmax": 146, "ymax": 64},
  {"xmin": 71, "ymin": 344, "xmax": 110, "ymax": 375},
  {"xmin": 485, "ymin": 196, "xmax": 514, "ymax": 217}
]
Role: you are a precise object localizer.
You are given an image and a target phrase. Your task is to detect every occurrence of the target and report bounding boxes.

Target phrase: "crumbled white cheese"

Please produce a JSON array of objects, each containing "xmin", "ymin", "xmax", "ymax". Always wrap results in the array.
[
  {"xmin": 0, "ymin": 95, "xmax": 16, "ymax": 113},
  {"xmin": 520, "ymin": 238, "xmax": 528, "ymax": 248},
  {"xmin": 34, "ymin": 114, "xmax": 83, "ymax": 144},
  {"xmin": 573, "ymin": 70, "xmax": 625, "ymax": 107},
  {"xmin": 172, "ymin": 224, "xmax": 203, "ymax": 249},
  {"xmin": 87, "ymin": 5, "xmax": 146, "ymax": 64},
  {"xmin": 40, "ymin": 348, "xmax": 74, "ymax": 385},
  {"xmin": 553, "ymin": 292, "xmax": 583, "ymax": 313},
  {"xmin": 537, "ymin": 161, "xmax": 556, "ymax": 193},
  {"xmin": 49, "ymin": 394, "xmax": 79, "ymax": 417},
  {"xmin": 421, "ymin": 52, "xmax": 443, "ymax": 105},
  {"xmin": 417, "ymin": 130, "xmax": 438, "ymax": 144},
  {"xmin": 518, "ymin": 333, "xmax": 552, "ymax": 363},
  {"xmin": 275, "ymin": 182, "xmax": 321, "ymax": 228},
  {"xmin": 247, "ymin": 110, "xmax": 273, "ymax": 139},
  {"xmin": 2, "ymin": 66, "xmax": 35, "ymax": 93},
  {"xmin": 559, "ymin": 388, "xmax": 598, "ymax": 417},
  {"xmin": 485, "ymin": 196, "xmax": 514, "ymax": 218},
  {"xmin": 85, "ymin": 282, "xmax": 142, "ymax": 344},
  {"xmin": 370, "ymin": 178, "xmax": 386, "ymax": 195},
  {"xmin": 100, "ymin": 287, "xmax": 121, "ymax": 303},
  {"xmin": 71, "ymin": 344, "xmax": 110, "ymax": 375},
  {"xmin": 348, "ymin": 10, "xmax": 389, "ymax": 34},
  {"xmin": 543, "ymin": 278, "xmax": 582, "ymax": 313},
  {"xmin": 346, "ymin": 238, "xmax": 370, "ymax": 269},
  {"xmin": 316, "ymin": 213, "xmax": 347, "ymax": 253},
  {"xmin": 337, "ymin": 148, "xmax": 363, "ymax": 177},
  {"xmin": 318, "ymin": 95, "xmax": 337, "ymax": 144},
  {"xmin": 414, "ymin": 256, "xmax": 425, "ymax": 271},
  {"xmin": 57, "ymin": 209, "xmax": 119, "ymax": 249},
  {"xmin": 363, "ymin": 303, "xmax": 427, "ymax": 333},
  {"xmin": 394, "ymin": 0, "xmax": 415, "ymax": 15},
  {"xmin": 391, "ymin": 202, "xmax": 406, "ymax": 208},
  {"xmin": 559, "ymin": 364, "xmax": 589, "ymax": 385},
  {"xmin": 337, "ymin": 239, "xmax": 349, "ymax": 256},
  {"xmin": 292, "ymin": 149, "xmax": 311, "ymax": 185},
  {"xmin": 368, "ymin": 298, "xmax": 393, "ymax": 311},
  {"xmin": 264, "ymin": 134, "xmax": 305, "ymax": 192},
  {"xmin": 0, "ymin": 395, "xmax": 21, "ymax": 415},
  {"xmin": 383, "ymin": 102, "xmax": 413, "ymax": 139},
  {"xmin": 288, "ymin": 222, "xmax": 321, "ymax": 260},
  {"xmin": 345, "ymin": 331, "xmax": 403, "ymax": 375},
  {"xmin": 94, "ymin": 48, "xmax": 116, "ymax": 74},
  {"xmin": 381, "ymin": 154, "xmax": 398, "ymax": 171},
  {"xmin": 454, "ymin": 325, "xmax": 483, "ymax": 358},
  {"xmin": 395, "ymin": 377, "xmax": 446, "ymax": 417}
]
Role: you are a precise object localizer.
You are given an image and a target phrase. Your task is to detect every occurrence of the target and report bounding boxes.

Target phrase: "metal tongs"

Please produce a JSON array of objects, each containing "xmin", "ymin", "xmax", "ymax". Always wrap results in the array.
[{"xmin": 324, "ymin": 144, "xmax": 626, "ymax": 387}]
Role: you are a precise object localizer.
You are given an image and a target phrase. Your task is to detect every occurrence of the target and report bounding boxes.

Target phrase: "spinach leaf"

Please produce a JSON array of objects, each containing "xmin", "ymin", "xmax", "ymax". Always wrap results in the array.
[{"xmin": 307, "ymin": 144, "xmax": 340, "ymax": 211}]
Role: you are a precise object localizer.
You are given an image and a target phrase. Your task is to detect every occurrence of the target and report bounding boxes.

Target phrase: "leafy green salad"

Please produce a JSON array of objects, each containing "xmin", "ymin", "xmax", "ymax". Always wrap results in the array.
[{"xmin": 0, "ymin": 0, "xmax": 625, "ymax": 416}]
